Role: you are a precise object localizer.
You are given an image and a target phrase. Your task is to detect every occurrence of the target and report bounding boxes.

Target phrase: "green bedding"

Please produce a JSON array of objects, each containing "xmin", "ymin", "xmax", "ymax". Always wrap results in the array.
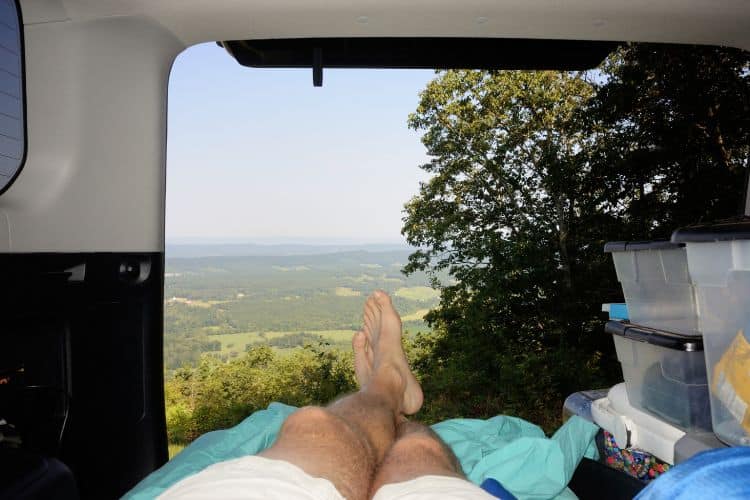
[{"xmin": 124, "ymin": 403, "xmax": 598, "ymax": 500}]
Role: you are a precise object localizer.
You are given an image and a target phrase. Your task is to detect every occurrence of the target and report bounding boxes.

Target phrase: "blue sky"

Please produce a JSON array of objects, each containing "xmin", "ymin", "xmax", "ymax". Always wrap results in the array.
[{"xmin": 166, "ymin": 43, "xmax": 435, "ymax": 244}]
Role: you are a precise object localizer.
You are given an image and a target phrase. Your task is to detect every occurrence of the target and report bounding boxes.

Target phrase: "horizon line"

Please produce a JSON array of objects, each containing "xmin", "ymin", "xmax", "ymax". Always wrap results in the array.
[{"xmin": 166, "ymin": 238, "xmax": 409, "ymax": 246}]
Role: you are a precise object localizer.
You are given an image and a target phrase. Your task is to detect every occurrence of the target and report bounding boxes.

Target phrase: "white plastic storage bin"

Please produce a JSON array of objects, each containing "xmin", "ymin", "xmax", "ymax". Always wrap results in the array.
[
  {"xmin": 673, "ymin": 219, "xmax": 750, "ymax": 446},
  {"xmin": 592, "ymin": 383, "xmax": 686, "ymax": 464},
  {"xmin": 606, "ymin": 321, "xmax": 711, "ymax": 432},
  {"xmin": 604, "ymin": 241, "xmax": 698, "ymax": 335}
]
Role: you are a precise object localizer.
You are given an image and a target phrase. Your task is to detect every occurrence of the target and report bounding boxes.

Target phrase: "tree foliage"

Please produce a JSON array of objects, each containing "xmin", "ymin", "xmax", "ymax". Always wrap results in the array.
[
  {"xmin": 165, "ymin": 345, "xmax": 358, "ymax": 444},
  {"xmin": 589, "ymin": 44, "xmax": 750, "ymax": 235},
  {"xmin": 403, "ymin": 44, "xmax": 750, "ymax": 429}
]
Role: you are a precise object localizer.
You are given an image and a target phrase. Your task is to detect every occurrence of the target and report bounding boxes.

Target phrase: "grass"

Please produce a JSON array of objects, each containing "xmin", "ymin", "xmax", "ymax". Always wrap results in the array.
[
  {"xmin": 383, "ymin": 277, "xmax": 404, "ymax": 283},
  {"xmin": 349, "ymin": 274, "xmax": 377, "ymax": 282},
  {"xmin": 168, "ymin": 443, "xmax": 186, "ymax": 459},
  {"xmin": 401, "ymin": 308, "xmax": 430, "ymax": 321},
  {"xmin": 394, "ymin": 286, "xmax": 440, "ymax": 302},
  {"xmin": 211, "ymin": 329, "xmax": 356, "ymax": 355},
  {"xmin": 334, "ymin": 287, "xmax": 361, "ymax": 297},
  {"xmin": 271, "ymin": 265, "xmax": 310, "ymax": 272},
  {"xmin": 166, "ymin": 297, "xmax": 216, "ymax": 308}
]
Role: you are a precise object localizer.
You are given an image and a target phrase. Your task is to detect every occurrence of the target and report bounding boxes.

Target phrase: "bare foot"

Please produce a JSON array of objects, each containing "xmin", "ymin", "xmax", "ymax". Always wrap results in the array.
[
  {"xmin": 361, "ymin": 290, "xmax": 423, "ymax": 415},
  {"xmin": 352, "ymin": 330, "xmax": 372, "ymax": 387}
]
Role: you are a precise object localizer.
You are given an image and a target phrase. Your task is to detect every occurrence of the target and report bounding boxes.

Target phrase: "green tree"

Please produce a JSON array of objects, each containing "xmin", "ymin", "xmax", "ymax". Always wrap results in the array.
[
  {"xmin": 164, "ymin": 345, "xmax": 358, "ymax": 444},
  {"xmin": 587, "ymin": 44, "xmax": 750, "ymax": 238},
  {"xmin": 403, "ymin": 45, "xmax": 749, "ymax": 429}
]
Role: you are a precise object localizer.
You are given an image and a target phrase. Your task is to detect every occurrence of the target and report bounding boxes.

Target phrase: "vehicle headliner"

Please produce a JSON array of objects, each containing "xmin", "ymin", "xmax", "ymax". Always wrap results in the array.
[{"xmin": 23, "ymin": 0, "xmax": 750, "ymax": 51}]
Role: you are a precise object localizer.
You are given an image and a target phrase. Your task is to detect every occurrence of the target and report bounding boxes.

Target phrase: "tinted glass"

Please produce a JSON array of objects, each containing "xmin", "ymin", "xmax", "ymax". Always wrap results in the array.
[{"xmin": 0, "ymin": 0, "xmax": 23, "ymax": 194}]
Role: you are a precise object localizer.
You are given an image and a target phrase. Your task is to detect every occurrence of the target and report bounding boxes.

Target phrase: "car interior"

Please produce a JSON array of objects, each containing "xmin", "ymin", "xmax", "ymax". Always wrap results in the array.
[{"xmin": 1, "ymin": 1, "xmax": 748, "ymax": 498}]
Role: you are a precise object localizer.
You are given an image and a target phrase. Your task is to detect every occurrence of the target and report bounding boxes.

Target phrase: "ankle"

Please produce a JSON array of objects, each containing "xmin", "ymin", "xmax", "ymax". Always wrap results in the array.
[{"xmin": 366, "ymin": 363, "xmax": 405, "ymax": 412}]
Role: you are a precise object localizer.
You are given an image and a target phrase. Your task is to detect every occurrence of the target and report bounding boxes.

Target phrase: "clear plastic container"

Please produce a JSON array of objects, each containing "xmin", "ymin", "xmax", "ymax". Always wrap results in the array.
[
  {"xmin": 605, "ymin": 241, "xmax": 699, "ymax": 335},
  {"xmin": 673, "ymin": 219, "xmax": 750, "ymax": 446},
  {"xmin": 591, "ymin": 383, "xmax": 687, "ymax": 464},
  {"xmin": 607, "ymin": 321, "xmax": 712, "ymax": 432}
]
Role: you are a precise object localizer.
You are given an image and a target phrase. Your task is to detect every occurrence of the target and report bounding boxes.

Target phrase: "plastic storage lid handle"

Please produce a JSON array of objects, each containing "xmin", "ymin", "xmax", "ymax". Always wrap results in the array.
[{"xmin": 672, "ymin": 217, "xmax": 750, "ymax": 243}]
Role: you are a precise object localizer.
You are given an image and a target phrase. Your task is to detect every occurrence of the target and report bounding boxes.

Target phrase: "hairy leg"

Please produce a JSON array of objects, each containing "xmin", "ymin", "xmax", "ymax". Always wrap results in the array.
[
  {"xmin": 260, "ymin": 390, "xmax": 397, "ymax": 500},
  {"xmin": 260, "ymin": 291, "xmax": 423, "ymax": 500},
  {"xmin": 369, "ymin": 420, "xmax": 464, "ymax": 497}
]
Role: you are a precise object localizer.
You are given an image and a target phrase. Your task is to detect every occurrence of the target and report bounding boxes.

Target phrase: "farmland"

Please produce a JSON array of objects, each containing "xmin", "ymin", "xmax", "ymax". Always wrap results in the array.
[{"xmin": 164, "ymin": 246, "xmax": 440, "ymax": 370}]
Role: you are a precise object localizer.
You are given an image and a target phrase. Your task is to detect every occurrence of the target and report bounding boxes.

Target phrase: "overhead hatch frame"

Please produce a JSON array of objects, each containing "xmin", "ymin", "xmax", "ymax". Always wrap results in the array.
[{"xmin": 219, "ymin": 37, "xmax": 620, "ymax": 86}]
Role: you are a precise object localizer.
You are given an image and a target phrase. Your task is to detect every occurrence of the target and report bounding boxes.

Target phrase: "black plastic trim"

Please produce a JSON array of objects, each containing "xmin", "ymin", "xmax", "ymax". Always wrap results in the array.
[
  {"xmin": 605, "ymin": 321, "xmax": 703, "ymax": 351},
  {"xmin": 0, "ymin": 252, "xmax": 168, "ymax": 499},
  {"xmin": 568, "ymin": 456, "xmax": 645, "ymax": 500},
  {"xmin": 0, "ymin": 0, "xmax": 27, "ymax": 198},
  {"xmin": 672, "ymin": 217, "xmax": 750, "ymax": 243},
  {"xmin": 604, "ymin": 240, "xmax": 684, "ymax": 253},
  {"xmin": 220, "ymin": 38, "xmax": 619, "ymax": 71}
]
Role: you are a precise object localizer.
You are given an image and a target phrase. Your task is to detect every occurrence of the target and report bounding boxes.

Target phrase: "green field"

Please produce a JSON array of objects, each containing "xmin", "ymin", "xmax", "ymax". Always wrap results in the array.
[
  {"xmin": 394, "ymin": 286, "xmax": 440, "ymax": 301},
  {"xmin": 211, "ymin": 329, "xmax": 355, "ymax": 356},
  {"xmin": 401, "ymin": 308, "xmax": 430, "ymax": 321},
  {"xmin": 334, "ymin": 287, "xmax": 361, "ymax": 297},
  {"xmin": 163, "ymin": 249, "xmax": 443, "ymax": 371}
]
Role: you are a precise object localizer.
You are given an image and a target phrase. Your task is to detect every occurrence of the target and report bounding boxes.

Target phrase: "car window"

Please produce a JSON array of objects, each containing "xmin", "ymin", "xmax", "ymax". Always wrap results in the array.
[{"xmin": 0, "ymin": 0, "xmax": 24, "ymax": 195}]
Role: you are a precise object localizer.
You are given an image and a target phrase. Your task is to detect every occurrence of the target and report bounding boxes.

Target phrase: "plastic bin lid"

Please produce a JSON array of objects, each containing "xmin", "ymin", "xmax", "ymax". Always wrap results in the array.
[
  {"xmin": 604, "ymin": 240, "xmax": 684, "ymax": 253},
  {"xmin": 605, "ymin": 321, "xmax": 703, "ymax": 351},
  {"xmin": 672, "ymin": 217, "xmax": 750, "ymax": 243}
]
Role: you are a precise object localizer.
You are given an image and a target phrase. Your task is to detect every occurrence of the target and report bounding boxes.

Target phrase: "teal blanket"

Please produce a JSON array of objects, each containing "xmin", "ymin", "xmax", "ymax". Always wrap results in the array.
[{"xmin": 125, "ymin": 403, "xmax": 598, "ymax": 499}]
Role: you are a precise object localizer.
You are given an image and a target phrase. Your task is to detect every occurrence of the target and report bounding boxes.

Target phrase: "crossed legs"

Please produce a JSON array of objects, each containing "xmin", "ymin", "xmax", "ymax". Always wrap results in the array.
[
  {"xmin": 370, "ymin": 420, "xmax": 464, "ymax": 496},
  {"xmin": 259, "ymin": 291, "xmax": 464, "ymax": 500}
]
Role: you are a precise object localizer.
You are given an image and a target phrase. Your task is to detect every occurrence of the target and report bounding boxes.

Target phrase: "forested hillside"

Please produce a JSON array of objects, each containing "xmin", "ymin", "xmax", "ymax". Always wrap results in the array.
[{"xmin": 164, "ymin": 249, "xmax": 440, "ymax": 370}]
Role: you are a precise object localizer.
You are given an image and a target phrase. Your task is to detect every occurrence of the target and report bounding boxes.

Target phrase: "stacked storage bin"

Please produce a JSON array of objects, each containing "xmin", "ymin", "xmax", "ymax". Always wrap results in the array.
[
  {"xmin": 604, "ymin": 241, "xmax": 712, "ymax": 434},
  {"xmin": 604, "ymin": 321, "xmax": 711, "ymax": 432},
  {"xmin": 604, "ymin": 241, "xmax": 699, "ymax": 335},
  {"xmin": 603, "ymin": 221, "xmax": 750, "ymax": 452},
  {"xmin": 672, "ymin": 219, "xmax": 750, "ymax": 447},
  {"xmin": 595, "ymin": 241, "xmax": 714, "ymax": 468}
]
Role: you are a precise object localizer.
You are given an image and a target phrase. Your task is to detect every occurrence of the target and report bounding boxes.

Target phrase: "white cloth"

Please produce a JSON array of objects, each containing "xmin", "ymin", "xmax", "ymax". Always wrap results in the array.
[
  {"xmin": 372, "ymin": 475, "xmax": 497, "ymax": 500},
  {"xmin": 157, "ymin": 456, "xmax": 344, "ymax": 500},
  {"xmin": 158, "ymin": 456, "xmax": 495, "ymax": 500}
]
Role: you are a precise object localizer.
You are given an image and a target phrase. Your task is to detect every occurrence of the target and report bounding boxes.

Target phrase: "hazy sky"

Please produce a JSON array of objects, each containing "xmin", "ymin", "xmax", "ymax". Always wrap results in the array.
[{"xmin": 166, "ymin": 43, "xmax": 435, "ymax": 244}]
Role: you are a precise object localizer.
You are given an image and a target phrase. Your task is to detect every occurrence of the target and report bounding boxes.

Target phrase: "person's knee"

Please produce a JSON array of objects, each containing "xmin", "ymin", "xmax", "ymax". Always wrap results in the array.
[
  {"xmin": 282, "ymin": 406, "xmax": 371, "ymax": 452},
  {"xmin": 282, "ymin": 406, "xmax": 340, "ymax": 435},
  {"xmin": 371, "ymin": 433, "xmax": 463, "ymax": 495},
  {"xmin": 289, "ymin": 406, "xmax": 332, "ymax": 422},
  {"xmin": 392, "ymin": 432, "xmax": 446, "ymax": 456},
  {"xmin": 390, "ymin": 432, "xmax": 463, "ymax": 474}
]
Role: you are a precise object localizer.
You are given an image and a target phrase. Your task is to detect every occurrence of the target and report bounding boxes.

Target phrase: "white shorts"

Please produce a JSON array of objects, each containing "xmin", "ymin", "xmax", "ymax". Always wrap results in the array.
[
  {"xmin": 157, "ymin": 455, "xmax": 496, "ymax": 500},
  {"xmin": 372, "ymin": 475, "xmax": 497, "ymax": 500}
]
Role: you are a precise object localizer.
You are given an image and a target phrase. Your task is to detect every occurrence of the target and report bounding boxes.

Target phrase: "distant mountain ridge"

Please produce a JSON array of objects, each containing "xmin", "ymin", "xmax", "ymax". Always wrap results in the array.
[{"xmin": 166, "ymin": 242, "xmax": 413, "ymax": 258}]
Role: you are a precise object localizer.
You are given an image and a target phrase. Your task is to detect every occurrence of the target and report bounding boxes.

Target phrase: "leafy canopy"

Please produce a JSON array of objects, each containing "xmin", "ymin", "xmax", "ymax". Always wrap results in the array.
[{"xmin": 403, "ymin": 45, "xmax": 749, "ymax": 428}]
